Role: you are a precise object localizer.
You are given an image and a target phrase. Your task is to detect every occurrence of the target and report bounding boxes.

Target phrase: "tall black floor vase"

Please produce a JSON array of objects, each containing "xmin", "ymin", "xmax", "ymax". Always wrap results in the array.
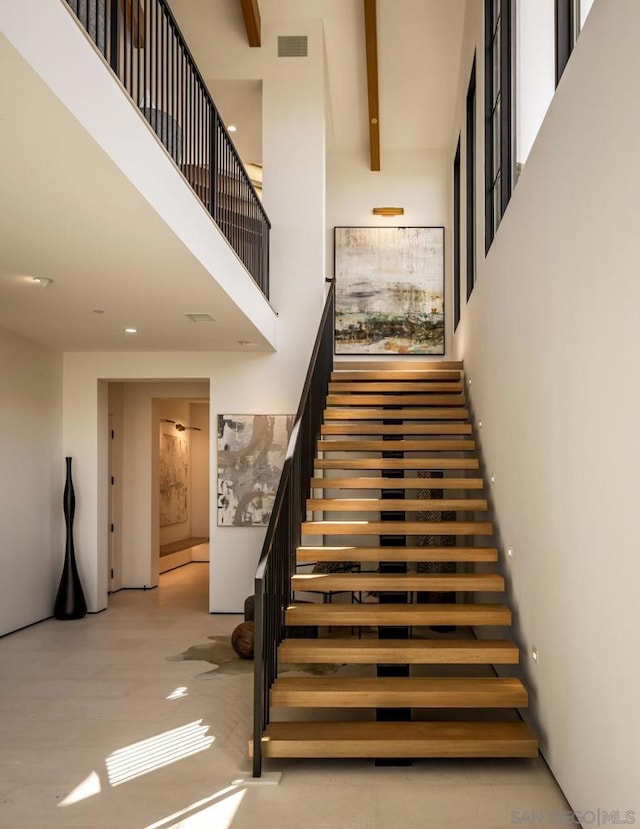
[{"xmin": 54, "ymin": 457, "xmax": 87, "ymax": 620}]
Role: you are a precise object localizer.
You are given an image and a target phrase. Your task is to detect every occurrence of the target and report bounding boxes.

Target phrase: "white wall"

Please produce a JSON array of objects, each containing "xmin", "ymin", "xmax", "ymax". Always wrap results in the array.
[
  {"xmin": 452, "ymin": 0, "xmax": 639, "ymax": 814},
  {"xmin": 0, "ymin": 329, "xmax": 62, "ymax": 636},
  {"xmin": 190, "ymin": 402, "xmax": 210, "ymax": 544},
  {"xmin": 327, "ymin": 149, "xmax": 452, "ymax": 355}
]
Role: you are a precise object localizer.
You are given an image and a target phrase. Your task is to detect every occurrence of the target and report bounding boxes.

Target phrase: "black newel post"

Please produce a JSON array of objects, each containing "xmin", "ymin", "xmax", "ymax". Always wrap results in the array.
[{"xmin": 54, "ymin": 457, "xmax": 87, "ymax": 620}]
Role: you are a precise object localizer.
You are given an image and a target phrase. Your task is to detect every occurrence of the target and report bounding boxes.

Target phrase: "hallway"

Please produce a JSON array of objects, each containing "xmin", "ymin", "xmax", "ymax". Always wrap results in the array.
[{"xmin": 0, "ymin": 564, "xmax": 570, "ymax": 828}]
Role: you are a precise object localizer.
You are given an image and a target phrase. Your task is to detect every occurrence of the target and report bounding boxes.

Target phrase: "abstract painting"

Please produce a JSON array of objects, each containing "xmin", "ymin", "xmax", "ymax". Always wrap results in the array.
[
  {"xmin": 217, "ymin": 414, "xmax": 294, "ymax": 526},
  {"xmin": 159, "ymin": 432, "xmax": 189, "ymax": 527},
  {"xmin": 334, "ymin": 226, "xmax": 444, "ymax": 354}
]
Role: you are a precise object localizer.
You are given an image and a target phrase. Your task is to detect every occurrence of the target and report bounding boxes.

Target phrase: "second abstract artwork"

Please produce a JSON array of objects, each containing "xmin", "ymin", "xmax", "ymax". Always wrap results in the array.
[{"xmin": 217, "ymin": 414, "xmax": 294, "ymax": 526}]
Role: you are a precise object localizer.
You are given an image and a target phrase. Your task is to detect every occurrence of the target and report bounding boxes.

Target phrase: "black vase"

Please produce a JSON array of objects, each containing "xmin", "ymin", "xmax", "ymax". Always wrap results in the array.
[{"xmin": 54, "ymin": 457, "xmax": 87, "ymax": 620}]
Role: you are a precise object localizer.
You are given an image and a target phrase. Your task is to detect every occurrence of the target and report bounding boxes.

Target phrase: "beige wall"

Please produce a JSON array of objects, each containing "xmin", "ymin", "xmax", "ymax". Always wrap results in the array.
[
  {"xmin": 327, "ymin": 148, "xmax": 452, "ymax": 356},
  {"xmin": 452, "ymin": 0, "xmax": 639, "ymax": 813},
  {"xmin": 0, "ymin": 329, "xmax": 62, "ymax": 636}
]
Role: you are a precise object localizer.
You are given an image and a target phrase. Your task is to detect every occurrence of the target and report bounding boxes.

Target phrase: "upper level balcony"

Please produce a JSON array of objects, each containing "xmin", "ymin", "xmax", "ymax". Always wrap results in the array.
[{"xmin": 0, "ymin": 0, "xmax": 276, "ymax": 352}]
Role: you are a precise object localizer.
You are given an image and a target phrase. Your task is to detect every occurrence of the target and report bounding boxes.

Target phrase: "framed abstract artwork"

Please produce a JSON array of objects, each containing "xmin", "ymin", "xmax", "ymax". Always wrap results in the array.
[
  {"xmin": 217, "ymin": 414, "xmax": 294, "ymax": 526},
  {"xmin": 334, "ymin": 226, "xmax": 445, "ymax": 354}
]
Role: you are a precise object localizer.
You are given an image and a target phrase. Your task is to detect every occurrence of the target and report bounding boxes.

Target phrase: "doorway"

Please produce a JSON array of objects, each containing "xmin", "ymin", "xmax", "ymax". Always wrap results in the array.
[{"xmin": 105, "ymin": 381, "xmax": 210, "ymax": 597}]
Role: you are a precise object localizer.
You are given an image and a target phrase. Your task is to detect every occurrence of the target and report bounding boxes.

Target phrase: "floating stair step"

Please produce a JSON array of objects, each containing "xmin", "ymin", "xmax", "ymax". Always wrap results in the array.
[
  {"xmin": 333, "ymin": 360, "xmax": 464, "ymax": 371},
  {"xmin": 297, "ymin": 546, "xmax": 499, "ymax": 563},
  {"xmin": 322, "ymin": 423, "xmax": 473, "ymax": 435},
  {"xmin": 325, "ymin": 408, "xmax": 470, "ymax": 421},
  {"xmin": 278, "ymin": 638, "xmax": 519, "ymax": 665},
  {"xmin": 271, "ymin": 676, "xmax": 527, "ymax": 708},
  {"xmin": 301, "ymin": 520, "xmax": 492, "ymax": 536},
  {"xmin": 317, "ymin": 439, "xmax": 476, "ymax": 452},
  {"xmin": 254, "ymin": 721, "xmax": 538, "ymax": 758},
  {"xmin": 291, "ymin": 573, "xmax": 504, "ymax": 592},
  {"xmin": 329, "ymin": 381, "xmax": 464, "ymax": 393},
  {"xmin": 307, "ymin": 498, "xmax": 488, "ymax": 512},
  {"xmin": 285, "ymin": 602, "xmax": 511, "ymax": 627},
  {"xmin": 326, "ymin": 394, "xmax": 467, "ymax": 407},
  {"xmin": 330, "ymin": 370, "xmax": 461, "ymax": 381},
  {"xmin": 310, "ymin": 477, "xmax": 484, "ymax": 490},
  {"xmin": 316, "ymin": 459, "xmax": 479, "ymax": 471}
]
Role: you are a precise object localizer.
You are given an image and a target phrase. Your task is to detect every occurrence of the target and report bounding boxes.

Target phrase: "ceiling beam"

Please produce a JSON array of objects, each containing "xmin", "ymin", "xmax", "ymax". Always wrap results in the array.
[
  {"xmin": 363, "ymin": 0, "xmax": 381, "ymax": 171},
  {"xmin": 240, "ymin": 0, "xmax": 262, "ymax": 47}
]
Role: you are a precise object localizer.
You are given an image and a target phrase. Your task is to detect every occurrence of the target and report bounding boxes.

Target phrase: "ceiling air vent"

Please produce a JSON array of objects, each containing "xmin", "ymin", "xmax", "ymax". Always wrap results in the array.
[
  {"xmin": 278, "ymin": 36, "xmax": 308, "ymax": 57},
  {"xmin": 185, "ymin": 313, "xmax": 217, "ymax": 323}
]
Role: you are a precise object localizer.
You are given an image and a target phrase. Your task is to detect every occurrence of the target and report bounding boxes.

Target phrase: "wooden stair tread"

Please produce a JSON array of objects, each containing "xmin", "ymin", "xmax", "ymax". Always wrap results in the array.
[
  {"xmin": 255, "ymin": 721, "xmax": 538, "ymax": 758},
  {"xmin": 327, "ymin": 394, "xmax": 467, "ymax": 406},
  {"xmin": 302, "ymin": 520, "xmax": 492, "ymax": 535},
  {"xmin": 333, "ymin": 360, "xmax": 463, "ymax": 371},
  {"xmin": 278, "ymin": 638, "xmax": 519, "ymax": 664},
  {"xmin": 311, "ymin": 477, "xmax": 484, "ymax": 490},
  {"xmin": 330, "ymin": 370, "xmax": 462, "ymax": 381},
  {"xmin": 318, "ymin": 439, "xmax": 476, "ymax": 451},
  {"xmin": 325, "ymin": 408, "xmax": 470, "ymax": 421},
  {"xmin": 297, "ymin": 546, "xmax": 498, "ymax": 563},
  {"xmin": 271, "ymin": 676, "xmax": 527, "ymax": 708},
  {"xmin": 329, "ymin": 381, "xmax": 463, "ymax": 393},
  {"xmin": 285, "ymin": 602, "xmax": 511, "ymax": 626},
  {"xmin": 316, "ymin": 459, "xmax": 479, "ymax": 470},
  {"xmin": 307, "ymin": 498, "xmax": 487, "ymax": 511},
  {"xmin": 322, "ymin": 423, "xmax": 473, "ymax": 435},
  {"xmin": 291, "ymin": 573, "xmax": 504, "ymax": 592}
]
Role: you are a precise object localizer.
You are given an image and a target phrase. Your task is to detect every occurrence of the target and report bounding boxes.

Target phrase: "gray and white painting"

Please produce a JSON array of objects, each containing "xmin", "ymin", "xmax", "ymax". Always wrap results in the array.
[
  {"xmin": 335, "ymin": 226, "xmax": 444, "ymax": 354},
  {"xmin": 217, "ymin": 414, "xmax": 294, "ymax": 526}
]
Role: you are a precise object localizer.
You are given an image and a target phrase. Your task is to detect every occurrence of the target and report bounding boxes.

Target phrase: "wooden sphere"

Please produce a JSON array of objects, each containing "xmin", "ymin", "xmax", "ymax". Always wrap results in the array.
[{"xmin": 231, "ymin": 621, "xmax": 254, "ymax": 659}]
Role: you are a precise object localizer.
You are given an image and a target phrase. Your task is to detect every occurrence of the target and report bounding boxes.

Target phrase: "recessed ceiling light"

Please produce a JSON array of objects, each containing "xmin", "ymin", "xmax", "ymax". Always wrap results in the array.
[
  {"xmin": 32, "ymin": 276, "xmax": 54, "ymax": 288},
  {"xmin": 228, "ymin": 124, "xmax": 237, "ymax": 133},
  {"xmin": 124, "ymin": 327, "xmax": 138, "ymax": 334}
]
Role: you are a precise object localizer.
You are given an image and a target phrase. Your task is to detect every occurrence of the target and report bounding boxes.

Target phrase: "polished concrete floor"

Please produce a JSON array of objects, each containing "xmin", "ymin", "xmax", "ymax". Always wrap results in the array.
[{"xmin": 0, "ymin": 564, "xmax": 572, "ymax": 829}]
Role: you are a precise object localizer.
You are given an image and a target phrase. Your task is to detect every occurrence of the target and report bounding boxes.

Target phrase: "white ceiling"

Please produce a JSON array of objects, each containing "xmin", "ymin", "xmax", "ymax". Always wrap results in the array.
[
  {"xmin": 169, "ymin": 0, "xmax": 466, "ymax": 157},
  {"xmin": 0, "ymin": 32, "xmax": 273, "ymax": 353}
]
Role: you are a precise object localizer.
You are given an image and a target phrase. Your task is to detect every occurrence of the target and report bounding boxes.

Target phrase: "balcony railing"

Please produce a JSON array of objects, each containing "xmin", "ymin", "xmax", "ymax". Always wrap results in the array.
[{"xmin": 66, "ymin": 0, "xmax": 270, "ymax": 298}]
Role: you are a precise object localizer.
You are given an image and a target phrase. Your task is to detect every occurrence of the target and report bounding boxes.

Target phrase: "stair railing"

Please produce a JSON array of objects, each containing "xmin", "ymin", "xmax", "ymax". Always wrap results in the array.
[
  {"xmin": 252, "ymin": 283, "xmax": 335, "ymax": 777},
  {"xmin": 64, "ymin": 0, "xmax": 270, "ymax": 297}
]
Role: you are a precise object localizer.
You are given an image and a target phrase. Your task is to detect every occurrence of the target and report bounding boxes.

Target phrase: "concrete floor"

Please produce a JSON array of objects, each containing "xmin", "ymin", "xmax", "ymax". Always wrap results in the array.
[{"xmin": 0, "ymin": 563, "xmax": 573, "ymax": 828}]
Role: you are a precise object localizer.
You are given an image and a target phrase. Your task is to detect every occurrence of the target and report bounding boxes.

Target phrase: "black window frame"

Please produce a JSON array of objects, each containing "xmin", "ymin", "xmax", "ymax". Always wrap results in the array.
[
  {"xmin": 453, "ymin": 136, "xmax": 461, "ymax": 330},
  {"xmin": 555, "ymin": 0, "xmax": 580, "ymax": 86},
  {"xmin": 466, "ymin": 58, "xmax": 476, "ymax": 300},
  {"xmin": 484, "ymin": 0, "xmax": 516, "ymax": 252}
]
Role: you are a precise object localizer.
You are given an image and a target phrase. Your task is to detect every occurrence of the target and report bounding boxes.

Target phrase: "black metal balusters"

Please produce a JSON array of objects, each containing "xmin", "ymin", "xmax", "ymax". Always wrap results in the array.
[{"xmin": 252, "ymin": 285, "xmax": 335, "ymax": 777}]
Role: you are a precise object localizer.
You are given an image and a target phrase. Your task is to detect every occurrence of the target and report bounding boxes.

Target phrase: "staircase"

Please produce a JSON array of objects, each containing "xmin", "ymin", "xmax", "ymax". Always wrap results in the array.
[{"xmin": 254, "ymin": 359, "xmax": 537, "ymax": 762}]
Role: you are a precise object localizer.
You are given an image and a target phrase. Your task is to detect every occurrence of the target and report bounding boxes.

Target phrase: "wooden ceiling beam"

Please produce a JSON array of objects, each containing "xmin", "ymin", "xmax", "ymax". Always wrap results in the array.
[
  {"xmin": 240, "ymin": 0, "xmax": 262, "ymax": 47},
  {"xmin": 363, "ymin": 0, "xmax": 381, "ymax": 171}
]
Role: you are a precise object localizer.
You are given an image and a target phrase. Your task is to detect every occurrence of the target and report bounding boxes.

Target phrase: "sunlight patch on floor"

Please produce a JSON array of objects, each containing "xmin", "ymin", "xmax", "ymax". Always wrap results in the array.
[
  {"xmin": 142, "ymin": 785, "xmax": 246, "ymax": 829},
  {"xmin": 58, "ymin": 770, "xmax": 102, "ymax": 807},
  {"xmin": 105, "ymin": 721, "xmax": 214, "ymax": 786}
]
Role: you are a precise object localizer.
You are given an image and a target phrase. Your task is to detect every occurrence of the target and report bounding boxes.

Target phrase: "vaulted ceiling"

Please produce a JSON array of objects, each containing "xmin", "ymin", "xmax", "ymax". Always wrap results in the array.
[{"xmin": 169, "ymin": 0, "xmax": 467, "ymax": 159}]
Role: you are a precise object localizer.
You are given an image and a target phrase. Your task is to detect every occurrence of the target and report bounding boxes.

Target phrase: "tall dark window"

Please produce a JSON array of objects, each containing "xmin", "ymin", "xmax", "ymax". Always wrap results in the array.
[
  {"xmin": 466, "ymin": 59, "xmax": 476, "ymax": 300},
  {"xmin": 555, "ymin": 0, "xmax": 580, "ymax": 86},
  {"xmin": 453, "ymin": 137, "xmax": 461, "ymax": 330},
  {"xmin": 485, "ymin": 0, "xmax": 515, "ymax": 251}
]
